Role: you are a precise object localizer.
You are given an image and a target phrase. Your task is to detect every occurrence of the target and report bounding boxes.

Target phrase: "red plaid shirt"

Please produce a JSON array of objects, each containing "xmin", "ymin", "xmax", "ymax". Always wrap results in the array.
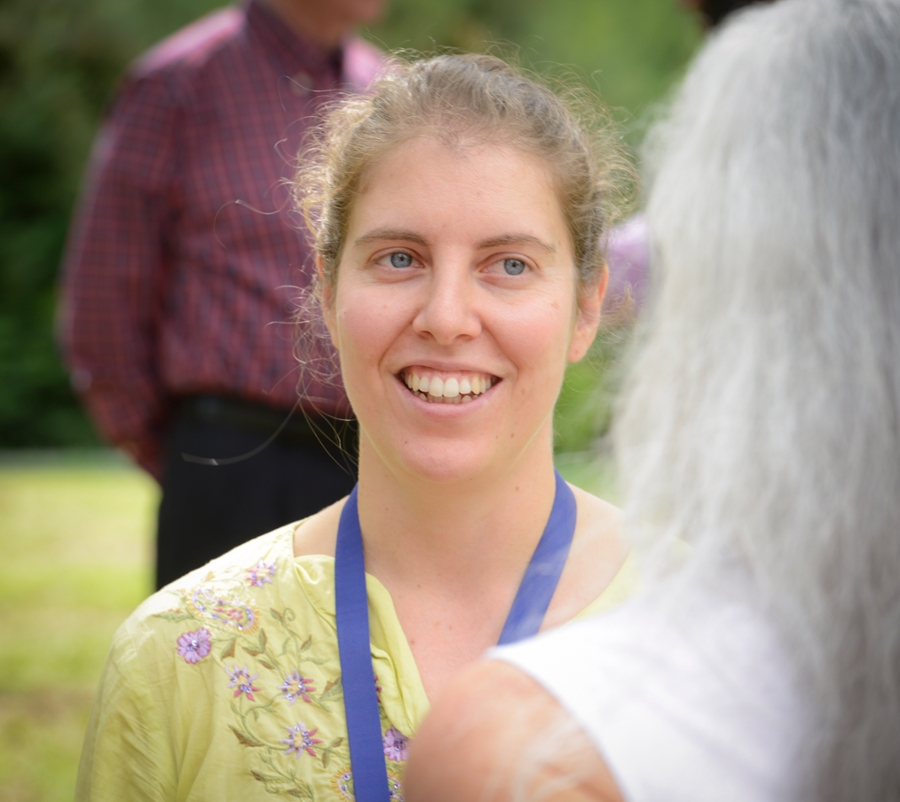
[{"xmin": 59, "ymin": 0, "xmax": 381, "ymax": 478}]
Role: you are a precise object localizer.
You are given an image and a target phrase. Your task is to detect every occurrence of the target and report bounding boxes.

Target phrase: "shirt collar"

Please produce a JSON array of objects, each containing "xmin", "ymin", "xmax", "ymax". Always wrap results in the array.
[{"xmin": 244, "ymin": 0, "xmax": 344, "ymax": 82}]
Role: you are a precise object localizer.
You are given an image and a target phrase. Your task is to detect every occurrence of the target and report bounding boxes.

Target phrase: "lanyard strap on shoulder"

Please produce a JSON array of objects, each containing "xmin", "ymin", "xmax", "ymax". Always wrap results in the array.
[
  {"xmin": 335, "ymin": 485, "xmax": 390, "ymax": 801},
  {"xmin": 335, "ymin": 470, "xmax": 577, "ymax": 801},
  {"xmin": 496, "ymin": 470, "xmax": 577, "ymax": 645}
]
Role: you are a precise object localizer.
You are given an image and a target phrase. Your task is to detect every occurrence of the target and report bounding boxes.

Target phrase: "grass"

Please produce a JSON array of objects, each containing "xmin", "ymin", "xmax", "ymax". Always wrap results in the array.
[
  {"xmin": 0, "ymin": 448, "xmax": 613, "ymax": 801},
  {"xmin": 0, "ymin": 453, "xmax": 157, "ymax": 802}
]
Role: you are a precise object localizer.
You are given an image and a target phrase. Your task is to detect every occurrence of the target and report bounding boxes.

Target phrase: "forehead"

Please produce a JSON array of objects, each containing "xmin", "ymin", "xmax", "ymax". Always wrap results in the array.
[{"xmin": 347, "ymin": 136, "xmax": 571, "ymax": 251}]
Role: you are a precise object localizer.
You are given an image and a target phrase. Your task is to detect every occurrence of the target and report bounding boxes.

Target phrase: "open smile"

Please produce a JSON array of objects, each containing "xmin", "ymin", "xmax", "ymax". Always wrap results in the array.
[{"xmin": 399, "ymin": 368, "xmax": 499, "ymax": 405}]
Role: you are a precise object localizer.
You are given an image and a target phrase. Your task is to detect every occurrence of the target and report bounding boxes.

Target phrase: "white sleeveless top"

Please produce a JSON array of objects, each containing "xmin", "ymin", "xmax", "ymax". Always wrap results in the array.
[{"xmin": 493, "ymin": 588, "xmax": 809, "ymax": 802}]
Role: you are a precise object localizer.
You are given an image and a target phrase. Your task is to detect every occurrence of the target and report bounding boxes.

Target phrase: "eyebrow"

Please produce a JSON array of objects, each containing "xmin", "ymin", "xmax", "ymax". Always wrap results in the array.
[
  {"xmin": 353, "ymin": 228, "xmax": 557, "ymax": 254},
  {"xmin": 353, "ymin": 228, "xmax": 429, "ymax": 247},
  {"xmin": 477, "ymin": 234, "xmax": 557, "ymax": 254}
]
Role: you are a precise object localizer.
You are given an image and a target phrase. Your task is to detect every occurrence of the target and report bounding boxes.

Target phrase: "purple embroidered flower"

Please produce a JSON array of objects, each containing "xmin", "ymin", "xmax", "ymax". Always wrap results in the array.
[
  {"xmin": 176, "ymin": 627, "xmax": 212, "ymax": 664},
  {"xmin": 282, "ymin": 722, "xmax": 323, "ymax": 758},
  {"xmin": 383, "ymin": 726, "xmax": 409, "ymax": 762},
  {"xmin": 227, "ymin": 664, "xmax": 260, "ymax": 701},
  {"xmin": 280, "ymin": 670, "xmax": 316, "ymax": 704},
  {"xmin": 246, "ymin": 560, "xmax": 277, "ymax": 587}
]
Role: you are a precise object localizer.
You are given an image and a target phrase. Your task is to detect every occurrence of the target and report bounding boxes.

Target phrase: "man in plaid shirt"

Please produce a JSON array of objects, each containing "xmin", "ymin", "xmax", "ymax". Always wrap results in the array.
[{"xmin": 59, "ymin": 0, "xmax": 384, "ymax": 589}]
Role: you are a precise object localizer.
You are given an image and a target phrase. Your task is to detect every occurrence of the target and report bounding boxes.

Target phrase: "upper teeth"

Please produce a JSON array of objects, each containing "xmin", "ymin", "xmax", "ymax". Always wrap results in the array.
[{"xmin": 403, "ymin": 370, "xmax": 495, "ymax": 401}]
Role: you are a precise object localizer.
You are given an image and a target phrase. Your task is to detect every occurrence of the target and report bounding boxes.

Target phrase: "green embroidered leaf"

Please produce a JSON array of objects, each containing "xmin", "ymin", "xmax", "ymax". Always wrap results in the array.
[
  {"xmin": 243, "ymin": 647, "xmax": 263, "ymax": 657},
  {"xmin": 229, "ymin": 725, "xmax": 264, "ymax": 748},
  {"xmin": 299, "ymin": 636, "xmax": 312, "ymax": 652},
  {"xmin": 221, "ymin": 638, "xmax": 236, "ymax": 659},
  {"xmin": 251, "ymin": 771, "xmax": 266, "ymax": 783},
  {"xmin": 328, "ymin": 737, "xmax": 344, "ymax": 748},
  {"xmin": 259, "ymin": 629, "xmax": 268, "ymax": 649},
  {"xmin": 155, "ymin": 611, "xmax": 194, "ymax": 623},
  {"xmin": 270, "ymin": 608, "xmax": 284, "ymax": 622},
  {"xmin": 259, "ymin": 660, "xmax": 276, "ymax": 670}
]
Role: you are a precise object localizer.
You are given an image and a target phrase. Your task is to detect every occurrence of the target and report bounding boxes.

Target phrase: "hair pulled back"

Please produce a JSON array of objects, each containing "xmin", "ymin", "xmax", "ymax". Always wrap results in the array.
[{"xmin": 295, "ymin": 52, "xmax": 629, "ymax": 300}]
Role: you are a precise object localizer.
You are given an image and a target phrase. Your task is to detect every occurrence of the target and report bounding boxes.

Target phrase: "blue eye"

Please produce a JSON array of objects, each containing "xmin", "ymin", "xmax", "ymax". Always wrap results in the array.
[
  {"xmin": 503, "ymin": 258, "xmax": 526, "ymax": 276},
  {"xmin": 389, "ymin": 252, "xmax": 412, "ymax": 268}
]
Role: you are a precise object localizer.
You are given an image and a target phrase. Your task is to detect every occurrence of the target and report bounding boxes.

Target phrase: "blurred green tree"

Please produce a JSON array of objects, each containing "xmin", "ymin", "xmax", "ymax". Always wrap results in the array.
[{"xmin": 0, "ymin": 0, "xmax": 699, "ymax": 449}]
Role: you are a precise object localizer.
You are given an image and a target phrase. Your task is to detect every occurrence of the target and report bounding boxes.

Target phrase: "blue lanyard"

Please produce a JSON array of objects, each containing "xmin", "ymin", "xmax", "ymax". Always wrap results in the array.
[{"xmin": 334, "ymin": 470, "xmax": 576, "ymax": 801}]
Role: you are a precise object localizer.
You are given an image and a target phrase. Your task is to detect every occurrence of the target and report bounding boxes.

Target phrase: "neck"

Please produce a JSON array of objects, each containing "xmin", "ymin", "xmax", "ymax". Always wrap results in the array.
[
  {"xmin": 257, "ymin": 0, "xmax": 351, "ymax": 49},
  {"xmin": 355, "ymin": 440, "xmax": 558, "ymax": 594}
]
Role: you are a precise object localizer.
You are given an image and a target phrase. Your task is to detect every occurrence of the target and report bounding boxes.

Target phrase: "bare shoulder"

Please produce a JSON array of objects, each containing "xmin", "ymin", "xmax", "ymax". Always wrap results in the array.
[
  {"xmin": 404, "ymin": 659, "xmax": 625, "ymax": 802},
  {"xmin": 571, "ymin": 484, "xmax": 628, "ymax": 587},
  {"xmin": 544, "ymin": 485, "xmax": 628, "ymax": 628},
  {"xmin": 571, "ymin": 483, "xmax": 623, "ymax": 540},
  {"xmin": 291, "ymin": 497, "xmax": 346, "ymax": 558}
]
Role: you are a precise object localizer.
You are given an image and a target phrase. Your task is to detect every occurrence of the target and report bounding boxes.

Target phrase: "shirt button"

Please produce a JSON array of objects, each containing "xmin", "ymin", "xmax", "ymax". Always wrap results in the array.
[
  {"xmin": 71, "ymin": 367, "xmax": 92, "ymax": 392},
  {"xmin": 290, "ymin": 71, "xmax": 314, "ymax": 96}
]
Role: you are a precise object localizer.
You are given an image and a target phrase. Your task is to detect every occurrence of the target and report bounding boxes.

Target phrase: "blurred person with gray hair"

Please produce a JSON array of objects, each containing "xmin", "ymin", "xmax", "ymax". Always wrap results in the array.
[{"xmin": 406, "ymin": 0, "xmax": 900, "ymax": 799}]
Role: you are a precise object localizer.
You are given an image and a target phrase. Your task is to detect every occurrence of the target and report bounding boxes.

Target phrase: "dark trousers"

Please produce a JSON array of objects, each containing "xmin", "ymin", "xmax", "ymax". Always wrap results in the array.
[{"xmin": 156, "ymin": 396, "xmax": 357, "ymax": 589}]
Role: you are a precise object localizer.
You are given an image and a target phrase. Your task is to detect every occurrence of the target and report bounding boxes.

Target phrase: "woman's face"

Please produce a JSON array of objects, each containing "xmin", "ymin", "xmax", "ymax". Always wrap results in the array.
[{"xmin": 323, "ymin": 136, "xmax": 603, "ymax": 485}]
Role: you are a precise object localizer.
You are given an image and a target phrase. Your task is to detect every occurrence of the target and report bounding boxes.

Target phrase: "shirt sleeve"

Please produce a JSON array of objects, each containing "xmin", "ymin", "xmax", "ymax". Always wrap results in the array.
[
  {"xmin": 76, "ymin": 626, "xmax": 177, "ymax": 802},
  {"xmin": 59, "ymin": 68, "xmax": 182, "ymax": 479},
  {"xmin": 492, "ymin": 597, "xmax": 805, "ymax": 802}
]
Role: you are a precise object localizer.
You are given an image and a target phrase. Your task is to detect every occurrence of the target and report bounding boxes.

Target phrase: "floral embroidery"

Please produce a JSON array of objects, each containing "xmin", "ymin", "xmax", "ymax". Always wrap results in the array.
[
  {"xmin": 227, "ymin": 664, "xmax": 260, "ymax": 701},
  {"xmin": 151, "ymin": 535, "xmax": 425, "ymax": 798},
  {"xmin": 383, "ymin": 726, "xmax": 410, "ymax": 762},
  {"xmin": 326, "ymin": 766, "xmax": 404, "ymax": 801},
  {"xmin": 188, "ymin": 586, "xmax": 260, "ymax": 633},
  {"xmin": 176, "ymin": 627, "xmax": 211, "ymax": 664},
  {"xmin": 387, "ymin": 770, "xmax": 405, "ymax": 801},
  {"xmin": 331, "ymin": 767, "xmax": 354, "ymax": 800},
  {"xmin": 247, "ymin": 560, "xmax": 277, "ymax": 587},
  {"xmin": 282, "ymin": 722, "xmax": 323, "ymax": 758},
  {"xmin": 281, "ymin": 670, "xmax": 316, "ymax": 704}
]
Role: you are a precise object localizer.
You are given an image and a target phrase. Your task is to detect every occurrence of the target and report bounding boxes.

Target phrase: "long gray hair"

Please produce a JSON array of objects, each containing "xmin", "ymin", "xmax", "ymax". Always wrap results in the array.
[{"xmin": 616, "ymin": 0, "xmax": 900, "ymax": 798}]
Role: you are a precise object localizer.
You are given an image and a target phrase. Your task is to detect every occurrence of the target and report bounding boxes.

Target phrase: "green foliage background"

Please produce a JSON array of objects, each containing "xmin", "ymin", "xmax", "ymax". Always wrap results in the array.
[{"xmin": 0, "ymin": 0, "xmax": 701, "ymax": 450}]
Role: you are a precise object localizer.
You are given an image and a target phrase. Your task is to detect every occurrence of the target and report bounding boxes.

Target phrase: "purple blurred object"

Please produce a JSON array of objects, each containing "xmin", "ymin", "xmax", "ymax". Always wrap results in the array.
[{"xmin": 603, "ymin": 213, "xmax": 649, "ymax": 315}]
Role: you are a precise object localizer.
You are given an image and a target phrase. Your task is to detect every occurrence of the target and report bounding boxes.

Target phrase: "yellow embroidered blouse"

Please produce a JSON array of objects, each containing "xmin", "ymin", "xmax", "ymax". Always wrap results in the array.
[{"xmin": 76, "ymin": 523, "xmax": 637, "ymax": 801}]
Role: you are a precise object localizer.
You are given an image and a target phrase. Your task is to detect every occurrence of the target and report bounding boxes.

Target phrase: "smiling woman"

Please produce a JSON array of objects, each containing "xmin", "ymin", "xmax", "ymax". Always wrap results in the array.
[{"xmin": 75, "ymin": 53, "xmax": 633, "ymax": 802}]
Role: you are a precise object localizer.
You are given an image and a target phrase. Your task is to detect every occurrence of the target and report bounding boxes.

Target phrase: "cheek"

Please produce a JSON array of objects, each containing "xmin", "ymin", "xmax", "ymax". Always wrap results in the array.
[
  {"xmin": 494, "ymin": 296, "xmax": 576, "ymax": 382},
  {"xmin": 332, "ymin": 294, "xmax": 401, "ymax": 389},
  {"xmin": 335, "ymin": 304, "xmax": 379, "ymax": 369}
]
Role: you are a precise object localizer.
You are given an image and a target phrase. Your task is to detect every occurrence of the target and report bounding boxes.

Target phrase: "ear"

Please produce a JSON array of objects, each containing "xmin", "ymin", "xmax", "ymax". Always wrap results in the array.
[
  {"xmin": 567, "ymin": 265, "xmax": 608, "ymax": 363},
  {"xmin": 318, "ymin": 258, "xmax": 339, "ymax": 350}
]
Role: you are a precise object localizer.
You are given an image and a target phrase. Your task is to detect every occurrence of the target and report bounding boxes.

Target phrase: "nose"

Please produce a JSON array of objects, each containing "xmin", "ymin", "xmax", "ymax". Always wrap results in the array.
[{"xmin": 412, "ymin": 260, "xmax": 482, "ymax": 345}]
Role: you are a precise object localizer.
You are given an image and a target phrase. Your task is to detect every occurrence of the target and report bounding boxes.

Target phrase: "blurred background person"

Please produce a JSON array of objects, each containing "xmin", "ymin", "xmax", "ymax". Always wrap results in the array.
[
  {"xmin": 682, "ymin": 0, "xmax": 776, "ymax": 26},
  {"xmin": 406, "ymin": 0, "xmax": 900, "ymax": 800},
  {"xmin": 58, "ymin": 0, "xmax": 385, "ymax": 589}
]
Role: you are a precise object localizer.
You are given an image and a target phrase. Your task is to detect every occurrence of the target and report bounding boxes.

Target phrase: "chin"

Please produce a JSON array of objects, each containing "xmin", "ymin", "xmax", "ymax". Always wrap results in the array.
[{"xmin": 389, "ymin": 443, "xmax": 501, "ymax": 488}]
